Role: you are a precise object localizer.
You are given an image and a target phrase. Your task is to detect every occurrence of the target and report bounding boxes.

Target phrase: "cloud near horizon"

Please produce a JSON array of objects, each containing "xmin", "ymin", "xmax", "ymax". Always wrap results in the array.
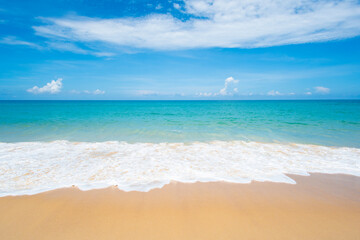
[
  {"xmin": 314, "ymin": 86, "xmax": 330, "ymax": 94},
  {"xmin": 267, "ymin": 90, "xmax": 283, "ymax": 96},
  {"xmin": 136, "ymin": 90, "xmax": 159, "ymax": 96},
  {"xmin": 198, "ymin": 76, "xmax": 239, "ymax": 97},
  {"xmin": 27, "ymin": 78, "xmax": 63, "ymax": 94},
  {"xmin": 71, "ymin": 89, "xmax": 105, "ymax": 95},
  {"xmin": 33, "ymin": 0, "xmax": 360, "ymax": 50},
  {"xmin": 27, "ymin": 78, "xmax": 105, "ymax": 95},
  {"xmin": 93, "ymin": 89, "xmax": 105, "ymax": 95}
]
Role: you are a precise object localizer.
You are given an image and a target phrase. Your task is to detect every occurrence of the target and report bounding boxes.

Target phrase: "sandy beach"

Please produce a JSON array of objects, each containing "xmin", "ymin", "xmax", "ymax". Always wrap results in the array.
[
  {"xmin": 2, "ymin": 0, "xmax": 360, "ymax": 239},
  {"xmin": 0, "ymin": 173, "xmax": 359, "ymax": 240}
]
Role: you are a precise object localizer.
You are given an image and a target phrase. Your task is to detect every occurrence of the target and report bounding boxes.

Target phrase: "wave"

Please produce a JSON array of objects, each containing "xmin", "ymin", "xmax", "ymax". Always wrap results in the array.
[{"xmin": 0, "ymin": 140, "xmax": 359, "ymax": 196}]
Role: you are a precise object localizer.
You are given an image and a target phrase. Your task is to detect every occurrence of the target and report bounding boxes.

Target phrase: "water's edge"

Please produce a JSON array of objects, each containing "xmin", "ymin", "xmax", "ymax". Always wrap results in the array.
[{"xmin": 1, "ymin": 140, "xmax": 359, "ymax": 197}]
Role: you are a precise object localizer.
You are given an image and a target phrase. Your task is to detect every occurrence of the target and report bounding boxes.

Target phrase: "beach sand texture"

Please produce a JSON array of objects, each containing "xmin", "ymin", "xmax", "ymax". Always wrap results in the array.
[{"xmin": 0, "ymin": 173, "xmax": 359, "ymax": 240}]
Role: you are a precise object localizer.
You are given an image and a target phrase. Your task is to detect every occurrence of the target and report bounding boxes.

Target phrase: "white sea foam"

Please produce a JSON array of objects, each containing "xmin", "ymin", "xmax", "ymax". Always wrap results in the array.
[{"xmin": 0, "ymin": 140, "xmax": 359, "ymax": 196}]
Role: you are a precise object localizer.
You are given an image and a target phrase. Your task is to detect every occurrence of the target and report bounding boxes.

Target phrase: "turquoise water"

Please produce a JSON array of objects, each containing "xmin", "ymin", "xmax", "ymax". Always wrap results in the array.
[
  {"xmin": 1, "ymin": 100, "xmax": 360, "ymax": 196},
  {"xmin": 1, "ymin": 100, "xmax": 359, "ymax": 147}
]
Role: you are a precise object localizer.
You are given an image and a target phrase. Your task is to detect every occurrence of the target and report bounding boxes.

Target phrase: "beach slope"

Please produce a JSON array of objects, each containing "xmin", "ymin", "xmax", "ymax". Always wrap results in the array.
[{"xmin": 0, "ymin": 173, "xmax": 359, "ymax": 240}]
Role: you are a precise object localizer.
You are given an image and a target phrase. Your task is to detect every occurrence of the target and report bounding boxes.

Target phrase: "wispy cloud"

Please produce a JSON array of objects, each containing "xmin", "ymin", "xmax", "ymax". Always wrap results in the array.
[
  {"xmin": 314, "ymin": 86, "xmax": 330, "ymax": 94},
  {"xmin": 27, "ymin": 78, "xmax": 63, "ymax": 94},
  {"xmin": 135, "ymin": 90, "xmax": 186, "ymax": 97},
  {"xmin": 47, "ymin": 41, "xmax": 88, "ymax": 54},
  {"xmin": 33, "ymin": 0, "xmax": 360, "ymax": 50},
  {"xmin": 267, "ymin": 90, "xmax": 299, "ymax": 96},
  {"xmin": 155, "ymin": 4, "xmax": 163, "ymax": 10},
  {"xmin": 136, "ymin": 90, "xmax": 159, "ymax": 96},
  {"xmin": 0, "ymin": 36, "xmax": 41, "ymax": 49},
  {"xmin": 71, "ymin": 89, "xmax": 105, "ymax": 95},
  {"xmin": 69, "ymin": 90, "xmax": 81, "ymax": 94},
  {"xmin": 47, "ymin": 41, "xmax": 114, "ymax": 57},
  {"xmin": 0, "ymin": 35, "xmax": 114, "ymax": 57}
]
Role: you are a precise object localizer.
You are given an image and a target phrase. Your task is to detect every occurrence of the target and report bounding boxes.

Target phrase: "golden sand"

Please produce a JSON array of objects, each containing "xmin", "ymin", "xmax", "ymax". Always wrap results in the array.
[{"xmin": 0, "ymin": 173, "xmax": 359, "ymax": 240}]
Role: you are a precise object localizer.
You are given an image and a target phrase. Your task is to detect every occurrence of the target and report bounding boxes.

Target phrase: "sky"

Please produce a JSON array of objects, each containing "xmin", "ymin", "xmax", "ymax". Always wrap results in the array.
[{"xmin": 0, "ymin": 0, "xmax": 360, "ymax": 100}]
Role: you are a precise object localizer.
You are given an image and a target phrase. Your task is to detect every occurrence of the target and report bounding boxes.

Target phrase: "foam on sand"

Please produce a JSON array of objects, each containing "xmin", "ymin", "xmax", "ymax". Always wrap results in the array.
[{"xmin": 0, "ymin": 140, "xmax": 359, "ymax": 196}]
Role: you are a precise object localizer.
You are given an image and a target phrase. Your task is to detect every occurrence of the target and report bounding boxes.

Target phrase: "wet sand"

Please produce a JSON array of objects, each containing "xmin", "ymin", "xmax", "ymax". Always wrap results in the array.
[{"xmin": 0, "ymin": 173, "xmax": 359, "ymax": 240}]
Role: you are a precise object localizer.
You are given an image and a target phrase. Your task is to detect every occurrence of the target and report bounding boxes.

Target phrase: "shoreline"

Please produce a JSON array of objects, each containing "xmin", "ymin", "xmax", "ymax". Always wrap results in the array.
[
  {"xmin": 1, "ymin": 173, "xmax": 359, "ymax": 239},
  {"xmin": 2, "ymin": 140, "xmax": 359, "ymax": 197},
  {"xmin": 1, "ymin": 171, "xmax": 359, "ymax": 198}
]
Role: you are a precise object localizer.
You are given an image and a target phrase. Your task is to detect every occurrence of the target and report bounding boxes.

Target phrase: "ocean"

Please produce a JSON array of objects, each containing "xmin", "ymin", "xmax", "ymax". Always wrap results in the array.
[{"xmin": 0, "ymin": 100, "xmax": 359, "ymax": 196}]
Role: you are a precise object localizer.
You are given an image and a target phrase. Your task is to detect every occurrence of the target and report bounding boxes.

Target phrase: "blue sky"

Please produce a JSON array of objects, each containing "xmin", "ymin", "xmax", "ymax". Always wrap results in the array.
[{"xmin": 0, "ymin": 0, "xmax": 360, "ymax": 100}]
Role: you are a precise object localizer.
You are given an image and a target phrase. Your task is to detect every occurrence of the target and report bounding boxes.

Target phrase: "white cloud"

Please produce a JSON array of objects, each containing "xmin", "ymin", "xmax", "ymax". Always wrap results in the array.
[
  {"xmin": 305, "ymin": 91, "xmax": 312, "ymax": 95},
  {"xmin": 199, "ymin": 76, "xmax": 239, "ymax": 97},
  {"xmin": 33, "ymin": 0, "xmax": 360, "ymax": 50},
  {"xmin": 80, "ymin": 89, "xmax": 105, "ymax": 95},
  {"xmin": 314, "ymin": 86, "xmax": 330, "ymax": 94},
  {"xmin": 197, "ymin": 92, "xmax": 213, "ymax": 97},
  {"xmin": 70, "ymin": 90, "xmax": 81, "ymax": 94},
  {"xmin": 136, "ymin": 90, "xmax": 159, "ymax": 96},
  {"xmin": 173, "ymin": 3, "xmax": 181, "ymax": 10},
  {"xmin": 136, "ymin": 90, "xmax": 186, "ymax": 97},
  {"xmin": 267, "ymin": 90, "xmax": 297, "ymax": 96},
  {"xmin": 0, "ymin": 36, "xmax": 113, "ymax": 57},
  {"xmin": 93, "ymin": 89, "xmax": 105, "ymax": 95},
  {"xmin": 93, "ymin": 52, "xmax": 114, "ymax": 57},
  {"xmin": 155, "ymin": 4, "xmax": 163, "ymax": 10},
  {"xmin": 219, "ymin": 76, "xmax": 239, "ymax": 95},
  {"xmin": 267, "ymin": 90, "xmax": 283, "ymax": 96},
  {"xmin": 47, "ymin": 42, "xmax": 88, "ymax": 54},
  {"xmin": 0, "ymin": 36, "xmax": 41, "ymax": 48},
  {"xmin": 47, "ymin": 41, "xmax": 114, "ymax": 57},
  {"xmin": 27, "ymin": 78, "xmax": 63, "ymax": 94}
]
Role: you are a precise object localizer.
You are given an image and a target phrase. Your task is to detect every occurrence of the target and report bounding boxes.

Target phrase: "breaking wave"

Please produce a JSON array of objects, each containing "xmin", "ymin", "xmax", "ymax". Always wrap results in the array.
[{"xmin": 0, "ymin": 140, "xmax": 359, "ymax": 196}]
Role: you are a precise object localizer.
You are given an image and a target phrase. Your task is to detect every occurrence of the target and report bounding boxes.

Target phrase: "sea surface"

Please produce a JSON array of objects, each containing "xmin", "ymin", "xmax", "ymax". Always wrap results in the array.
[{"xmin": 0, "ymin": 100, "xmax": 359, "ymax": 196}]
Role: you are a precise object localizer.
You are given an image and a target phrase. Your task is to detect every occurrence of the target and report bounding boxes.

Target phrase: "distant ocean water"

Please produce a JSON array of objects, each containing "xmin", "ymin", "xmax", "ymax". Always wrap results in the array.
[{"xmin": 0, "ymin": 100, "xmax": 359, "ymax": 196}]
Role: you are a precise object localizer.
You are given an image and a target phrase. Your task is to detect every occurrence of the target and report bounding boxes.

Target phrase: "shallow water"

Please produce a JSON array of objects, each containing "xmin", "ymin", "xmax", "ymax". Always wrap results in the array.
[
  {"xmin": 0, "ymin": 100, "xmax": 359, "ymax": 196},
  {"xmin": 1, "ymin": 100, "xmax": 359, "ymax": 146}
]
